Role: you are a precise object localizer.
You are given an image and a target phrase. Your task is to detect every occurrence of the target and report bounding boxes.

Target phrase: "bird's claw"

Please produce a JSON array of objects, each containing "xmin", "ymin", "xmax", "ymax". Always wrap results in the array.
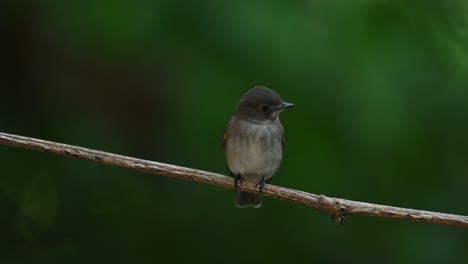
[
  {"xmin": 254, "ymin": 176, "xmax": 266, "ymax": 193},
  {"xmin": 234, "ymin": 174, "xmax": 241, "ymax": 192}
]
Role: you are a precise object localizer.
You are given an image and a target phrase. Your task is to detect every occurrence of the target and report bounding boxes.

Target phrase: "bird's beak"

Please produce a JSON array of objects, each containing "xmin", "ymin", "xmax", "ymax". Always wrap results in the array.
[{"xmin": 276, "ymin": 102, "xmax": 295, "ymax": 110}]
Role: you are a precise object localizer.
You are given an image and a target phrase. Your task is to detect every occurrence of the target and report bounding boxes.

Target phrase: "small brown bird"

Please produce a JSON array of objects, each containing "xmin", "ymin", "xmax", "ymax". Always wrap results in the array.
[{"xmin": 222, "ymin": 86, "xmax": 294, "ymax": 208}]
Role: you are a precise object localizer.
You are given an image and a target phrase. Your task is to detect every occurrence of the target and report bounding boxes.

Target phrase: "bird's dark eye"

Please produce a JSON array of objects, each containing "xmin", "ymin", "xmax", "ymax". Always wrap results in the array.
[{"xmin": 259, "ymin": 105, "xmax": 270, "ymax": 112}]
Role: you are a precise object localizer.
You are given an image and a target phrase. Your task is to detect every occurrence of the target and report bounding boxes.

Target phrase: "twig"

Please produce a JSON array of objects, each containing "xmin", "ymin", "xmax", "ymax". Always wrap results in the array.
[{"xmin": 0, "ymin": 131, "xmax": 467, "ymax": 228}]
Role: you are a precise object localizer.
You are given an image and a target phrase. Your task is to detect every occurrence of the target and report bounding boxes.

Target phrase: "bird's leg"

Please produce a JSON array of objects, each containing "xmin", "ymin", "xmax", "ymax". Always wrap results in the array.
[
  {"xmin": 234, "ymin": 174, "xmax": 241, "ymax": 192},
  {"xmin": 254, "ymin": 176, "xmax": 266, "ymax": 193}
]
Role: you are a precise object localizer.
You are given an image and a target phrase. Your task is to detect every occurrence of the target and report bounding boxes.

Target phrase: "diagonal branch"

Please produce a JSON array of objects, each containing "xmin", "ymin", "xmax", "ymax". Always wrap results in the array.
[{"xmin": 0, "ymin": 131, "xmax": 467, "ymax": 228}]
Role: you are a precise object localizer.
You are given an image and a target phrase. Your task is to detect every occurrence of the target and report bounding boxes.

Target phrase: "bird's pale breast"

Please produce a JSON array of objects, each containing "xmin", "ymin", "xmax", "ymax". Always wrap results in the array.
[{"xmin": 225, "ymin": 118, "xmax": 283, "ymax": 182}]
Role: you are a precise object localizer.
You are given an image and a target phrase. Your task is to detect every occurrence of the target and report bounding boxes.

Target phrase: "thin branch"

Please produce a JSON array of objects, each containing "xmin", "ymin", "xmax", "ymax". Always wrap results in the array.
[{"xmin": 0, "ymin": 131, "xmax": 467, "ymax": 229}]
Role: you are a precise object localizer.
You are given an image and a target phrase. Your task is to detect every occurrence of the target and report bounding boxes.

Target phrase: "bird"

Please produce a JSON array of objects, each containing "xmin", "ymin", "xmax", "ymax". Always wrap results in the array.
[{"xmin": 222, "ymin": 86, "xmax": 294, "ymax": 208}]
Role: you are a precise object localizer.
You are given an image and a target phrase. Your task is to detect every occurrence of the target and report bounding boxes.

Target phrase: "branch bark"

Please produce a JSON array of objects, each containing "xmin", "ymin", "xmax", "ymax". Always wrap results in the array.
[{"xmin": 0, "ymin": 131, "xmax": 467, "ymax": 228}]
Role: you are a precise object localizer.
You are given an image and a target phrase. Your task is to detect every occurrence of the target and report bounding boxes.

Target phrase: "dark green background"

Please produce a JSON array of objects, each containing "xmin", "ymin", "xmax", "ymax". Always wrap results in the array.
[{"xmin": 1, "ymin": 1, "xmax": 467, "ymax": 263}]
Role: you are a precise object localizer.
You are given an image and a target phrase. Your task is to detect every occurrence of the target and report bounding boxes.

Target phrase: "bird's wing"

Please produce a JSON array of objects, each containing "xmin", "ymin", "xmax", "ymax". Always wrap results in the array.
[
  {"xmin": 282, "ymin": 128, "xmax": 287, "ymax": 153},
  {"xmin": 221, "ymin": 121, "xmax": 235, "ymax": 177},
  {"xmin": 222, "ymin": 117, "xmax": 235, "ymax": 148},
  {"xmin": 221, "ymin": 127, "xmax": 228, "ymax": 149}
]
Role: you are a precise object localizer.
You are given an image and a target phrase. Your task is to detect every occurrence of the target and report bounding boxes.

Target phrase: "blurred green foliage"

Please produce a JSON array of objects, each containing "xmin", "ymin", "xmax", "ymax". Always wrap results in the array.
[{"xmin": 1, "ymin": 0, "xmax": 468, "ymax": 263}]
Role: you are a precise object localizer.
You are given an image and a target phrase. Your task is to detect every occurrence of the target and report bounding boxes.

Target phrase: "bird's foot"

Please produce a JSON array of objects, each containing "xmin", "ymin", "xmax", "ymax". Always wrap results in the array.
[
  {"xmin": 234, "ymin": 174, "xmax": 241, "ymax": 192},
  {"xmin": 254, "ymin": 176, "xmax": 266, "ymax": 193}
]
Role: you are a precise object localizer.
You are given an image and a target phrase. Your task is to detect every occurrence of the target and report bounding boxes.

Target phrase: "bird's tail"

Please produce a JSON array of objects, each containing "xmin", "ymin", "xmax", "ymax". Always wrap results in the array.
[{"xmin": 236, "ymin": 192, "xmax": 262, "ymax": 208}]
